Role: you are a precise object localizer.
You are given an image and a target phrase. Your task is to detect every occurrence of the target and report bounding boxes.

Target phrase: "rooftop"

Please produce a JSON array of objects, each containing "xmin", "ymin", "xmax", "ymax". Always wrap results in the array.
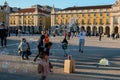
[
  {"xmin": 63, "ymin": 4, "xmax": 112, "ymax": 11},
  {"xmin": 14, "ymin": 7, "xmax": 50, "ymax": 14},
  {"xmin": 15, "ymin": 8, "xmax": 35, "ymax": 13}
]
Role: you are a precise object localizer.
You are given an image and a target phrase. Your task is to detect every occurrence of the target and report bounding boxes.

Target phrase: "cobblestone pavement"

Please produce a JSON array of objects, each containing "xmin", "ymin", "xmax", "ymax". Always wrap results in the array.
[{"xmin": 0, "ymin": 34, "xmax": 120, "ymax": 80}]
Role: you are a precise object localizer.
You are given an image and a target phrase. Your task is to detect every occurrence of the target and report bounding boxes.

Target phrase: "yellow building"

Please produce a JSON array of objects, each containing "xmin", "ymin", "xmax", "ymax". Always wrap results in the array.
[
  {"xmin": 9, "ymin": 6, "xmax": 51, "ymax": 33},
  {"xmin": 0, "ymin": 12, "xmax": 6, "ymax": 24},
  {"xmin": 51, "ymin": 0, "xmax": 120, "ymax": 36}
]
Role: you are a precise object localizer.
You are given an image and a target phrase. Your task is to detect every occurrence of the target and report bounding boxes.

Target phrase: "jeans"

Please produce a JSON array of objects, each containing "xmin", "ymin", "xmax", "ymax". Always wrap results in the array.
[
  {"xmin": 63, "ymin": 49, "xmax": 67, "ymax": 56},
  {"xmin": 40, "ymin": 76, "xmax": 46, "ymax": 80},
  {"xmin": 1, "ymin": 37, "xmax": 7, "ymax": 47},
  {"xmin": 79, "ymin": 39, "xmax": 85, "ymax": 51},
  {"xmin": 22, "ymin": 51, "xmax": 28, "ymax": 59},
  {"xmin": 34, "ymin": 47, "xmax": 44, "ymax": 61}
]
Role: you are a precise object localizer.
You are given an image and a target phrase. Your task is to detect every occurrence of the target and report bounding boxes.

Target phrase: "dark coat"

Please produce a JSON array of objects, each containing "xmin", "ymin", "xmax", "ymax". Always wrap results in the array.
[
  {"xmin": 62, "ymin": 38, "xmax": 68, "ymax": 50},
  {"xmin": 0, "ymin": 28, "xmax": 7, "ymax": 38}
]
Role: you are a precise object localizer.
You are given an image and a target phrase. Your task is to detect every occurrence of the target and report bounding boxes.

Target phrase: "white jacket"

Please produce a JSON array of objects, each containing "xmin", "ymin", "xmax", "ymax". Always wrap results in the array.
[
  {"xmin": 78, "ymin": 31, "xmax": 86, "ymax": 40},
  {"xmin": 18, "ymin": 41, "xmax": 28, "ymax": 51}
]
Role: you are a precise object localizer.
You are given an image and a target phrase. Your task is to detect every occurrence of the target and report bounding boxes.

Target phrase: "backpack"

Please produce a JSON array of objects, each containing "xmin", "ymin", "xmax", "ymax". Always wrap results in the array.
[
  {"xmin": 44, "ymin": 37, "xmax": 49, "ymax": 44},
  {"xmin": 62, "ymin": 43, "xmax": 68, "ymax": 50}
]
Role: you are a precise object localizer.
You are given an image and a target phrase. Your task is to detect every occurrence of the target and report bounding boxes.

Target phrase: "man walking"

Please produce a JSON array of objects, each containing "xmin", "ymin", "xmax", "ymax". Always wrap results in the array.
[
  {"xmin": 99, "ymin": 33, "xmax": 102, "ymax": 41},
  {"xmin": 78, "ymin": 27, "xmax": 86, "ymax": 53},
  {"xmin": 15, "ymin": 28, "xmax": 18, "ymax": 36},
  {"xmin": 0, "ymin": 24, "xmax": 8, "ymax": 48}
]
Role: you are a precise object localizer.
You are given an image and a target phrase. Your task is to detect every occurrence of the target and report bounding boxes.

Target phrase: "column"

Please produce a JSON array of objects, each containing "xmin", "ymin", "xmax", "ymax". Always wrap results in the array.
[
  {"xmin": 51, "ymin": 14, "xmax": 55, "ymax": 27},
  {"xmin": 96, "ymin": 26, "xmax": 99, "ymax": 34},
  {"xmin": 118, "ymin": 16, "xmax": 120, "ymax": 33},
  {"xmin": 110, "ymin": 16, "xmax": 113, "ymax": 35},
  {"xmin": 15, "ymin": 16, "xmax": 19, "ymax": 27},
  {"xmin": 51, "ymin": 14, "xmax": 53, "ymax": 26},
  {"xmin": 90, "ymin": 26, "xmax": 93, "ymax": 35},
  {"xmin": 84, "ymin": 26, "xmax": 87, "ymax": 31},
  {"xmin": 103, "ymin": 26, "xmax": 105, "ymax": 33}
]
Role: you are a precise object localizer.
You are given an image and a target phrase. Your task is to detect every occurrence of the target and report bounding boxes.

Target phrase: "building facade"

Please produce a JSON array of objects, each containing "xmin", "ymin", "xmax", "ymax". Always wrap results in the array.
[
  {"xmin": 9, "ymin": 5, "xmax": 51, "ymax": 33},
  {"xmin": 51, "ymin": 0, "xmax": 120, "ymax": 36}
]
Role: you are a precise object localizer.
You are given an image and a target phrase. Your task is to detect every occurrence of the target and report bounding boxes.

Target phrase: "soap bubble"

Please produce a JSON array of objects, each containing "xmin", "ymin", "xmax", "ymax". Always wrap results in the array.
[
  {"xmin": 2, "ymin": 62, "xmax": 9, "ymax": 69},
  {"xmin": 54, "ymin": 59, "xmax": 58, "ymax": 62},
  {"xmin": 8, "ymin": 69, "xmax": 16, "ymax": 74},
  {"xmin": 12, "ymin": 50, "xmax": 18, "ymax": 55},
  {"xmin": 0, "ymin": 48, "xmax": 9, "ymax": 55},
  {"xmin": 57, "ymin": 44, "xmax": 61, "ymax": 48},
  {"xmin": 22, "ymin": 61, "xmax": 30, "ymax": 73},
  {"xmin": 14, "ymin": 64, "xmax": 20, "ymax": 70},
  {"xmin": 0, "ymin": 51, "xmax": 4, "ymax": 55},
  {"xmin": 23, "ymin": 66, "xmax": 28, "ymax": 73}
]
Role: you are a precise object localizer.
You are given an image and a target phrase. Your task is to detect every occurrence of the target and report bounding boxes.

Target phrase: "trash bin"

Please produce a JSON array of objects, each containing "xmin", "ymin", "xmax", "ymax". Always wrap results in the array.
[{"xmin": 64, "ymin": 59, "xmax": 75, "ymax": 73}]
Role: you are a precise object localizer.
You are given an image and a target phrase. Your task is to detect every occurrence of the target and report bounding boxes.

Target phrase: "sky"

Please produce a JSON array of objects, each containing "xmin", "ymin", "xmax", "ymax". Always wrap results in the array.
[{"xmin": 0, "ymin": 0, "xmax": 116, "ymax": 9}]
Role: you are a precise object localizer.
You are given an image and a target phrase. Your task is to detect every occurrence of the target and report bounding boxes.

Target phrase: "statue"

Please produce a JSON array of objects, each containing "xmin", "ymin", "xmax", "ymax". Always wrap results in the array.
[
  {"xmin": 67, "ymin": 17, "xmax": 78, "ymax": 32},
  {"xmin": 114, "ymin": 0, "xmax": 120, "ymax": 6}
]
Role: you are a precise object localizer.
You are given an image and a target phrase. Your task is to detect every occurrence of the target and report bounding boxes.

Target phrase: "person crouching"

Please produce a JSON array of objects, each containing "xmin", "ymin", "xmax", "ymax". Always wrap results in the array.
[{"xmin": 18, "ymin": 38, "xmax": 29, "ymax": 60}]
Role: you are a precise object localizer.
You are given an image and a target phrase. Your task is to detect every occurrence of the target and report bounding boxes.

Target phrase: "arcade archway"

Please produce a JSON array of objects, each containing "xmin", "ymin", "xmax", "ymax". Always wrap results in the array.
[
  {"xmin": 105, "ymin": 26, "xmax": 110, "ymax": 36},
  {"xmin": 99, "ymin": 26, "xmax": 103, "ymax": 34},
  {"xmin": 114, "ymin": 26, "xmax": 118, "ymax": 33},
  {"xmin": 93, "ymin": 26, "xmax": 97, "ymax": 36},
  {"xmin": 86, "ymin": 26, "xmax": 91, "ymax": 36},
  {"xmin": 81, "ymin": 26, "xmax": 85, "ymax": 30}
]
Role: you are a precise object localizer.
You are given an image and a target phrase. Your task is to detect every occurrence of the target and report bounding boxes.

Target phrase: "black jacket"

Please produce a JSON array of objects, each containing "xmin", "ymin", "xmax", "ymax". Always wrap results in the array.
[{"xmin": 0, "ymin": 28, "xmax": 7, "ymax": 38}]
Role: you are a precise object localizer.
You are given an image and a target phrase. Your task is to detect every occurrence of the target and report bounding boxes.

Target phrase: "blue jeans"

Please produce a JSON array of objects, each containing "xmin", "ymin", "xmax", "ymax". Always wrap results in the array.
[
  {"xmin": 22, "ymin": 51, "xmax": 28, "ymax": 59},
  {"xmin": 79, "ymin": 39, "xmax": 85, "ymax": 51},
  {"xmin": 63, "ymin": 49, "xmax": 67, "ymax": 56}
]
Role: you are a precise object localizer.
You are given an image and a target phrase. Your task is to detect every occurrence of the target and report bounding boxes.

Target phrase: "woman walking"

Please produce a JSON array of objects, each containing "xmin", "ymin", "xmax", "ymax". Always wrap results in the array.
[
  {"xmin": 62, "ymin": 37, "xmax": 68, "ymax": 57},
  {"xmin": 78, "ymin": 27, "xmax": 86, "ymax": 53}
]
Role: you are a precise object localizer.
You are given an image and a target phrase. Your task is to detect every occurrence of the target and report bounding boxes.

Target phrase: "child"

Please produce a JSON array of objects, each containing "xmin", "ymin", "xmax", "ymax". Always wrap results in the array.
[
  {"xmin": 38, "ymin": 51, "xmax": 50, "ymax": 80},
  {"xmin": 62, "ymin": 37, "xmax": 68, "ymax": 57},
  {"xmin": 37, "ymin": 42, "xmax": 53, "ymax": 74},
  {"xmin": 44, "ymin": 42, "xmax": 53, "ymax": 72},
  {"xmin": 44, "ymin": 31, "xmax": 49, "ymax": 44}
]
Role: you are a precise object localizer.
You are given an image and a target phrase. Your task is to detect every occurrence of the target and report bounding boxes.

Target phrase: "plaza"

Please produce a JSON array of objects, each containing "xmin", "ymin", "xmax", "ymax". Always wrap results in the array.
[
  {"xmin": 0, "ymin": 35, "xmax": 120, "ymax": 80},
  {"xmin": 0, "ymin": 0, "xmax": 120, "ymax": 80}
]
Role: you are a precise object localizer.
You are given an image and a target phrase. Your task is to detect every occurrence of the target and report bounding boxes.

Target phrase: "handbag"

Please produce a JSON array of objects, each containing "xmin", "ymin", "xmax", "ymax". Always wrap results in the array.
[
  {"xmin": 49, "ymin": 62, "xmax": 53, "ymax": 69},
  {"xmin": 18, "ymin": 49, "xmax": 22, "ymax": 56},
  {"xmin": 27, "ymin": 50, "xmax": 32, "ymax": 56},
  {"xmin": 38, "ymin": 64, "xmax": 44, "ymax": 74}
]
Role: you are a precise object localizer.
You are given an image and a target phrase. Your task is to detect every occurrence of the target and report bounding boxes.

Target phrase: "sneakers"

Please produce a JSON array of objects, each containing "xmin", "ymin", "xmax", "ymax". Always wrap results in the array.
[
  {"xmin": 81, "ymin": 50, "xmax": 83, "ymax": 53},
  {"xmin": 50, "ymin": 69, "xmax": 53, "ymax": 72},
  {"xmin": 22, "ymin": 57, "xmax": 29, "ymax": 60},
  {"xmin": 33, "ymin": 58, "xmax": 36, "ymax": 62},
  {"xmin": 79, "ymin": 49, "xmax": 83, "ymax": 53},
  {"xmin": 64, "ymin": 54, "xmax": 68, "ymax": 57}
]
